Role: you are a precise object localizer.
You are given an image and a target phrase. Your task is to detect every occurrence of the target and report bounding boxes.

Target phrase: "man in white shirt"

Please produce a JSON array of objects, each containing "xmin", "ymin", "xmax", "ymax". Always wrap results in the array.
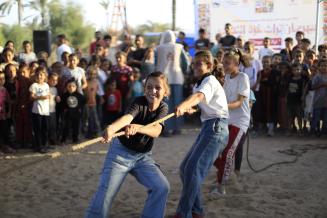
[
  {"xmin": 258, "ymin": 37, "xmax": 274, "ymax": 60},
  {"xmin": 56, "ymin": 34, "xmax": 72, "ymax": 62}
]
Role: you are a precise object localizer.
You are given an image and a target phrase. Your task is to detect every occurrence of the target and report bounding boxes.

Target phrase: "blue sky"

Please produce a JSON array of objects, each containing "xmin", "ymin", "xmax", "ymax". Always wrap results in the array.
[{"xmin": 1, "ymin": 0, "xmax": 196, "ymax": 33}]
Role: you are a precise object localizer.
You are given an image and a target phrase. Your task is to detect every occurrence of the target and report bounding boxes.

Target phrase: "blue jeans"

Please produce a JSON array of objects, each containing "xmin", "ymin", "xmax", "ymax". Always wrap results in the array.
[
  {"xmin": 166, "ymin": 84, "xmax": 184, "ymax": 133},
  {"xmin": 86, "ymin": 106, "xmax": 100, "ymax": 137},
  {"xmin": 176, "ymin": 118, "xmax": 229, "ymax": 218},
  {"xmin": 86, "ymin": 138, "xmax": 170, "ymax": 218},
  {"xmin": 311, "ymin": 107, "xmax": 327, "ymax": 134}
]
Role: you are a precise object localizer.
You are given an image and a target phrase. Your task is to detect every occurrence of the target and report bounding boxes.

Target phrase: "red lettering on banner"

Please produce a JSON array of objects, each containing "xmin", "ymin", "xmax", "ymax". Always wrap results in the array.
[{"xmin": 249, "ymin": 38, "xmax": 282, "ymax": 46}]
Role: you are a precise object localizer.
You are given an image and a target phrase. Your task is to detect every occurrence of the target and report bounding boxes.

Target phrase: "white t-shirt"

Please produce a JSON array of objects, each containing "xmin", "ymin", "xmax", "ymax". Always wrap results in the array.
[
  {"xmin": 29, "ymin": 83, "xmax": 50, "ymax": 116},
  {"xmin": 239, "ymin": 64, "xmax": 256, "ymax": 88},
  {"xmin": 18, "ymin": 52, "xmax": 37, "ymax": 64},
  {"xmin": 62, "ymin": 67, "xmax": 86, "ymax": 94},
  {"xmin": 97, "ymin": 68, "xmax": 107, "ymax": 96},
  {"xmin": 223, "ymin": 72, "xmax": 250, "ymax": 132},
  {"xmin": 56, "ymin": 44, "xmax": 72, "ymax": 62},
  {"xmin": 193, "ymin": 75, "xmax": 229, "ymax": 122},
  {"xmin": 106, "ymin": 47, "xmax": 117, "ymax": 65},
  {"xmin": 49, "ymin": 86, "xmax": 58, "ymax": 113},
  {"xmin": 258, "ymin": 47, "xmax": 274, "ymax": 60}
]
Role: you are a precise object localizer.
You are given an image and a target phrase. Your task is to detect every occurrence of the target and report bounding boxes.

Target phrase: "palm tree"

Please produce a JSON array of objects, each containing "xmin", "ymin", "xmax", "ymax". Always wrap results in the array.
[
  {"xmin": 172, "ymin": 0, "xmax": 176, "ymax": 30},
  {"xmin": 136, "ymin": 21, "xmax": 170, "ymax": 34},
  {"xmin": 26, "ymin": 0, "xmax": 49, "ymax": 28},
  {"xmin": 99, "ymin": 0, "xmax": 110, "ymax": 30},
  {"xmin": 0, "ymin": 0, "xmax": 24, "ymax": 26}
]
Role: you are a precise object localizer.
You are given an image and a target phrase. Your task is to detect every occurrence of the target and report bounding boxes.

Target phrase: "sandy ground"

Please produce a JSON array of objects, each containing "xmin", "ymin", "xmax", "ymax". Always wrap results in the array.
[{"xmin": 0, "ymin": 125, "xmax": 327, "ymax": 218}]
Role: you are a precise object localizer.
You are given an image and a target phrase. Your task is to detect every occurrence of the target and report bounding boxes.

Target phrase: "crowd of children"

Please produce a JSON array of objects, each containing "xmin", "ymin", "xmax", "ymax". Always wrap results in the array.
[
  {"xmin": 0, "ymin": 27, "xmax": 326, "ymax": 218},
  {"xmin": 0, "ymin": 29, "xmax": 326, "ymax": 156},
  {"xmin": 0, "ymin": 38, "xmax": 144, "ymax": 154}
]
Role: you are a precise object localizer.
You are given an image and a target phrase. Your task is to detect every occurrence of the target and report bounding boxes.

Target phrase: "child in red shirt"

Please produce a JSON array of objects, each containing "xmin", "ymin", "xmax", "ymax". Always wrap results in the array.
[{"xmin": 103, "ymin": 78, "xmax": 121, "ymax": 125}]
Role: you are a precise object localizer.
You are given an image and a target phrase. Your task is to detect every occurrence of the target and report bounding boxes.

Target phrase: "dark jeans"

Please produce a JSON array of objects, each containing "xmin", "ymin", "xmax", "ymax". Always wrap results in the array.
[
  {"xmin": 32, "ymin": 113, "xmax": 49, "ymax": 150},
  {"xmin": 61, "ymin": 113, "xmax": 80, "ymax": 143},
  {"xmin": 311, "ymin": 107, "xmax": 327, "ymax": 134},
  {"xmin": 48, "ymin": 112, "xmax": 57, "ymax": 143},
  {"xmin": 165, "ymin": 84, "xmax": 184, "ymax": 133},
  {"xmin": 0, "ymin": 119, "xmax": 11, "ymax": 147}
]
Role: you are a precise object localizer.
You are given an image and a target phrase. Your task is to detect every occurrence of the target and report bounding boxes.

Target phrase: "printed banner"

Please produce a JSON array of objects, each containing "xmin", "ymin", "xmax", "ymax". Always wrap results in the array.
[{"xmin": 194, "ymin": 0, "xmax": 325, "ymax": 49}]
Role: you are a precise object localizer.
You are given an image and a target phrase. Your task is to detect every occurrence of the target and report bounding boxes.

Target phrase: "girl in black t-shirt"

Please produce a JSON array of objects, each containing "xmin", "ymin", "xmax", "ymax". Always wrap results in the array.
[{"xmin": 86, "ymin": 72, "xmax": 170, "ymax": 218}]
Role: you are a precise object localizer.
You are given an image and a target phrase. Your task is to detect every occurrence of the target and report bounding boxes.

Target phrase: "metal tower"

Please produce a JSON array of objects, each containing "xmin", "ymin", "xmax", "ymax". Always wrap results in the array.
[{"xmin": 109, "ymin": 0, "xmax": 128, "ymax": 34}]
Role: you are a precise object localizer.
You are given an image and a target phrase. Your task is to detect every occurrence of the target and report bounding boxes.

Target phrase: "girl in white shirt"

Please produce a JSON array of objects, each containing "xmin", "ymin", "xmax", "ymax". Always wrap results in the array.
[
  {"xmin": 173, "ymin": 50, "xmax": 229, "ymax": 218},
  {"xmin": 213, "ymin": 51, "xmax": 251, "ymax": 196},
  {"xmin": 29, "ymin": 66, "xmax": 50, "ymax": 153}
]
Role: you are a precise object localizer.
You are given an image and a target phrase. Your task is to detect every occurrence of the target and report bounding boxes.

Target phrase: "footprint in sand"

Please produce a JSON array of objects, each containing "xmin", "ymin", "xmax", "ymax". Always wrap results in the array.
[
  {"xmin": 225, "ymin": 196, "xmax": 249, "ymax": 209},
  {"xmin": 271, "ymin": 191, "xmax": 297, "ymax": 200}
]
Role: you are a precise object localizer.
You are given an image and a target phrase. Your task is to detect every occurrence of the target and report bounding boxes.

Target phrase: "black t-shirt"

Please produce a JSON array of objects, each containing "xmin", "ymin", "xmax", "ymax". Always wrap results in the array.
[
  {"xmin": 287, "ymin": 77, "xmax": 304, "ymax": 105},
  {"xmin": 195, "ymin": 38, "xmax": 210, "ymax": 50},
  {"xmin": 177, "ymin": 41, "xmax": 189, "ymax": 51},
  {"xmin": 118, "ymin": 96, "xmax": 168, "ymax": 153},
  {"xmin": 61, "ymin": 92, "xmax": 86, "ymax": 117},
  {"xmin": 219, "ymin": 35, "xmax": 236, "ymax": 48},
  {"xmin": 128, "ymin": 48, "xmax": 147, "ymax": 68}
]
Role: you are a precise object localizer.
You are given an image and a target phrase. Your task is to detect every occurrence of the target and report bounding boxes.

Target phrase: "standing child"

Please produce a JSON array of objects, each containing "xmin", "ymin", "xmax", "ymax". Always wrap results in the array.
[
  {"xmin": 0, "ymin": 72, "xmax": 14, "ymax": 153},
  {"xmin": 128, "ymin": 67, "xmax": 144, "ymax": 101},
  {"xmin": 18, "ymin": 40, "xmax": 37, "ymax": 64},
  {"xmin": 173, "ymin": 50, "xmax": 229, "ymax": 218},
  {"xmin": 212, "ymin": 51, "xmax": 250, "ymax": 196},
  {"xmin": 62, "ymin": 53, "xmax": 88, "ymax": 95},
  {"xmin": 29, "ymin": 66, "xmax": 50, "ymax": 153},
  {"xmin": 277, "ymin": 62, "xmax": 291, "ymax": 132},
  {"xmin": 86, "ymin": 72, "xmax": 170, "ymax": 218},
  {"xmin": 48, "ymin": 73, "xmax": 61, "ymax": 145},
  {"xmin": 0, "ymin": 48, "xmax": 19, "ymax": 71},
  {"xmin": 60, "ymin": 79, "xmax": 85, "ymax": 144},
  {"xmin": 15, "ymin": 64, "xmax": 33, "ymax": 148},
  {"xmin": 85, "ymin": 66, "xmax": 101, "ymax": 138},
  {"xmin": 257, "ymin": 56, "xmax": 275, "ymax": 136},
  {"xmin": 286, "ymin": 63, "xmax": 305, "ymax": 135},
  {"xmin": 103, "ymin": 78, "xmax": 122, "ymax": 126},
  {"xmin": 4, "ymin": 63, "xmax": 18, "ymax": 138},
  {"xmin": 310, "ymin": 60, "xmax": 327, "ymax": 136},
  {"xmin": 110, "ymin": 51, "xmax": 133, "ymax": 110}
]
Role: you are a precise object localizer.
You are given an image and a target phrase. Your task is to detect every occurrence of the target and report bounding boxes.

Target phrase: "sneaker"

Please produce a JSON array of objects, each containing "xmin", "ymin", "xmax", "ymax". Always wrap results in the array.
[
  {"xmin": 192, "ymin": 212, "xmax": 204, "ymax": 218},
  {"xmin": 2, "ymin": 146, "xmax": 16, "ymax": 154},
  {"xmin": 173, "ymin": 129, "xmax": 182, "ymax": 135},
  {"xmin": 161, "ymin": 130, "xmax": 173, "ymax": 137},
  {"xmin": 208, "ymin": 186, "xmax": 226, "ymax": 200},
  {"xmin": 39, "ymin": 148, "xmax": 48, "ymax": 154}
]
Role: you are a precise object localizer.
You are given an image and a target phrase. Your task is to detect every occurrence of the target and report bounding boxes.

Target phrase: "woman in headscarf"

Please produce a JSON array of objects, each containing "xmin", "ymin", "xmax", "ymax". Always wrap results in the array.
[{"xmin": 155, "ymin": 30, "xmax": 189, "ymax": 136}]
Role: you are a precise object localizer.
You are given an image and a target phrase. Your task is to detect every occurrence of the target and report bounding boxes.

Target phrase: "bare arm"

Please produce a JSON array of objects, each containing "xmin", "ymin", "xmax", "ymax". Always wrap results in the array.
[
  {"xmin": 228, "ymin": 94, "xmax": 246, "ymax": 110},
  {"xmin": 124, "ymin": 123, "xmax": 163, "ymax": 138},
  {"xmin": 102, "ymin": 114, "xmax": 134, "ymax": 142},
  {"xmin": 175, "ymin": 92, "xmax": 205, "ymax": 117},
  {"xmin": 81, "ymin": 73, "xmax": 88, "ymax": 90},
  {"xmin": 30, "ymin": 92, "xmax": 50, "ymax": 101}
]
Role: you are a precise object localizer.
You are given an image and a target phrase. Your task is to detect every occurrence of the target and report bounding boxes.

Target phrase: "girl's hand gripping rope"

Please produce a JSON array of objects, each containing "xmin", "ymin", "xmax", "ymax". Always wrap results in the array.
[{"xmin": 102, "ymin": 125, "xmax": 116, "ymax": 143}]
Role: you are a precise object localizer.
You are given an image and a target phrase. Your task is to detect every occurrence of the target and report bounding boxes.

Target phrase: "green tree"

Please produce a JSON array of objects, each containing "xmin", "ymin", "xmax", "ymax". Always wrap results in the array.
[
  {"xmin": 135, "ymin": 21, "xmax": 171, "ymax": 45},
  {"xmin": 2, "ymin": 24, "xmax": 33, "ymax": 50},
  {"xmin": 136, "ymin": 21, "xmax": 170, "ymax": 33},
  {"xmin": 26, "ymin": 0, "xmax": 49, "ymax": 28},
  {"xmin": 0, "ymin": 0, "xmax": 24, "ymax": 26},
  {"xmin": 0, "ymin": 26, "xmax": 7, "ymax": 46},
  {"xmin": 48, "ymin": 0, "xmax": 94, "ymax": 50}
]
